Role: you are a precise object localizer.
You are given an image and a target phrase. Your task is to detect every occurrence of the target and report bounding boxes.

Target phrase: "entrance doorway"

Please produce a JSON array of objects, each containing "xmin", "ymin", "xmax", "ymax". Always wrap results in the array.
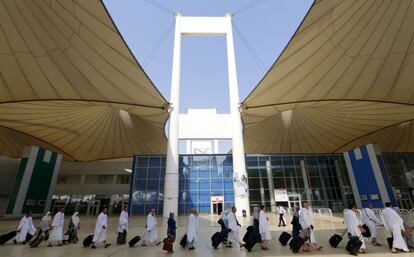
[
  {"xmin": 211, "ymin": 196, "xmax": 224, "ymax": 215},
  {"xmin": 288, "ymin": 194, "xmax": 302, "ymax": 211}
]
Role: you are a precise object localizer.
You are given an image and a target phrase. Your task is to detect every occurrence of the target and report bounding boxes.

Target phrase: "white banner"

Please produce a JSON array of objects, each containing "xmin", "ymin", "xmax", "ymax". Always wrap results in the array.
[{"xmin": 274, "ymin": 188, "xmax": 288, "ymax": 202}]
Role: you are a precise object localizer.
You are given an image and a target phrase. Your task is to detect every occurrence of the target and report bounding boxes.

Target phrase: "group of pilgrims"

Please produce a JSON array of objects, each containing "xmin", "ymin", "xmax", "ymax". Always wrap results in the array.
[{"xmin": 3, "ymin": 201, "xmax": 413, "ymax": 255}]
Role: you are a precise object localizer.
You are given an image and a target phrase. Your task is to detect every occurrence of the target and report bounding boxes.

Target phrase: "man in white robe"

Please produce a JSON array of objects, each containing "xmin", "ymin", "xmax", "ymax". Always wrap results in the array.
[
  {"xmin": 362, "ymin": 203, "xmax": 382, "ymax": 246},
  {"xmin": 344, "ymin": 204, "xmax": 366, "ymax": 253},
  {"xmin": 382, "ymin": 202, "xmax": 409, "ymax": 253},
  {"xmin": 186, "ymin": 208, "xmax": 198, "ymax": 250},
  {"xmin": 227, "ymin": 207, "xmax": 244, "ymax": 248},
  {"xmin": 48, "ymin": 207, "xmax": 64, "ymax": 247},
  {"xmin": 91, "ymin": 207, "xmax": 111, "ymax": 248},
  {"xmin": 299, "ymin": 202, "xmax": 322, "ymax": 251},
  {"xmin": 117, "ymin": 206, "xmax": 128, "ymax": 244},
  {"xmin": 142, "ymin": 208, "xmax": 160, "ymax": 246},
  {"xmin": 259, "ymin": 205, "xmax": 271, "ymax": 250},
  {"xmin": 278, "ymin": 206, "xmax": 286, "ymax": 227},
  {"xmin": 14, "ymin": 211, "xmax": 36, "ymax": 244}
]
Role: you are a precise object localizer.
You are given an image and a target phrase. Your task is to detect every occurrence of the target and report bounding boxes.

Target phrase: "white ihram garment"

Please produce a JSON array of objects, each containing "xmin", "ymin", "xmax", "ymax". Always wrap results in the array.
[
  {"xmin": 259, "ymin": 210, "xmax": 271, "ymax": 240},
  {"xmin": 49, "ymin": 212, "xmax": 64, "ymax": 242},
  {"xmin": 344, "ymin": 209, "xmax": 366, "ymax": 249},
  {"xmin": 93, "ymin": 212, "xmax": 108, "ymax": 243},
  {"xmin": 382, "ymin": 207, "xmax": 408, "ymax": 251}
]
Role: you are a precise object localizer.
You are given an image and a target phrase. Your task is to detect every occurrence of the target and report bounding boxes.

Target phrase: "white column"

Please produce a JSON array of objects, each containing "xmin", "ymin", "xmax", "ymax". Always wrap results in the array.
[
  {"xmin": 163, "ymin": 13, "xmax": 182, "ymax": 218},
  {"xmin": 225, "ymin": 14, "xmax": 250, "ymax": 216}
]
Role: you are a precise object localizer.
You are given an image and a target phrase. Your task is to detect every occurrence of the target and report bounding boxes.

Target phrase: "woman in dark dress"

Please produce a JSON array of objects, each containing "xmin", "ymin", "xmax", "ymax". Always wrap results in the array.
[
  {"xmin": 164, "ymin": 212, "xmax": 176, "ymax": 253},
  {"xmin": 291, "ymin": 207, "xmax": 301, "ymax": 239}
]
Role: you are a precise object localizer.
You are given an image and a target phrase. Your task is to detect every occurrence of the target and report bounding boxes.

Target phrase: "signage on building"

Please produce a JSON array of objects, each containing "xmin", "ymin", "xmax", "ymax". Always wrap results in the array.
[{"xmin": 274, "ymin": 188, "xmax": 288, "ymax": 202}]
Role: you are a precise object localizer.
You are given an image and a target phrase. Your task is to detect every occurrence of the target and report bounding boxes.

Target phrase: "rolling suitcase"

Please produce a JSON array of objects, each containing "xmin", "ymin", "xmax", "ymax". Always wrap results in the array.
[
  {"xmin": 279, "ymin": 231, "xmax": 291, "ymax": 246},
  {"xmin": 0, "ymin": 231, "xmax": 16, "ymax": 245},
  {"xmin": 162, "ymin": 237, "xmax": 173, "ymax": 252},
  {"xmin": 244, "ymin": 237, "xmax": 258, "ymax": 252},
  {"xmin": 82, "ymin": 234, "xmax": 94, "ymax": 247},
  {"xmin": 346, "ymin": 236, "xmax": 363, "ymax": 256},
  {"xmin": 179, "ymin": 234, "xmax": 187, "ymax": 248},
  {"xmin": 329, "ymin": 234, "xmax": 343, "ymax": 248},
  {"xmin": 117, "ymin": 230, "xmax": 127, "ymax": 245},
  {"xmin": 30, "ymin": 235, "xmax": 45, "ymax": 248},
  {"xmin": 211, "ymin": 232, "xmax": 222, "ymax": 249},
  {"xmin": 128, "ymin": 236, "xmax": 141, "ymax": 247},
  {"xmin": 289, "ymin": 237, "xmax": 304, "ymax": 253},
  {"xmin": 243, "ymin": 227, "xmax": 260, "ymax": 252}
]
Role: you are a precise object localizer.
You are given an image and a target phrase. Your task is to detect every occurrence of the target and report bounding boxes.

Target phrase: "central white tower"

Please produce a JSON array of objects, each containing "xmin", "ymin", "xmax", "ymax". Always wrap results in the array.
[{"xmin": 163, "ymin": 13, "xmax": 250, "ymax": 217}]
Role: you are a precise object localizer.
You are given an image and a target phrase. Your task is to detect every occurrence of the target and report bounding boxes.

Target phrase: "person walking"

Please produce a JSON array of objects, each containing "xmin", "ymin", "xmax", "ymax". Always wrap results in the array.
[
  {"xmin": 227, "ymin": 207, "xmax": 245, "ymax": 248},
  {"xmin": 117, "ymin": 206, "xmax": 128, "ymax": 245},
  {"xmin": 291, "ymin": 207, "xmax": 301, "ymax": 239},
  {"xmin": 48, "ymin": 207, "xmax": 64, "ymax": 247},
  {"xmin": 14, "ymin": 211, "xmax": 36, "ymax": 244},
  {"xmin": 186, "ymin": 208, "xmax": 198, "ymax": 250},
  {"xmin": 299, "ymin": 202, "xmax": 322, "ymax": 252},
  {"xmin": 362, "ymin": 203, "xmax": 382, "ymax": 246},
  {"xmin": 142, "ymin": 208, "xmax": 160, "ymax": 246},
  {"xmin": 91, "ymin": 208, "xmax": 111, "ymax": 249},
  {"xmin": 259, "ymin": 205, "xmax": 271, "ymax": 250},
  {"xmin": 344, "ymin": 204, "xmax": 366, "ymax": 254},
  {"xmin": 382, "ymin": 202, "xmax": 409, "ymax": 253},
  {"xmin": 278, "ymin": 206, "xmax": 286, "ymax": 227},
  {"xmin": 164, "ymin": 212, "xmax": 176, "ymax": 253}
]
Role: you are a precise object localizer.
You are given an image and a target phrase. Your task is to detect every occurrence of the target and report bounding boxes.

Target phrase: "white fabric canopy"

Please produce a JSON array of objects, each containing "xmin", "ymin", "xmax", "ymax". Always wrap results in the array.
[
  {"xmin": 0, "ymin": 0, "xmax": 168, "ymax": 161},
  {"xmin": 242, "ymin": 0, "xmax": 414, "ymax": 153}
]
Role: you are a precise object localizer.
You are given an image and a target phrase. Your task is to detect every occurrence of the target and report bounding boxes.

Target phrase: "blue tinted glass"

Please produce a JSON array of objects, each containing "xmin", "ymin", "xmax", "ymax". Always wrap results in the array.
[
  {"xmin": 158, "ymin": 179, "xmax": 165, "ymax": 191},
  {"xmin": 246, "ymin": 156, "xmax": 258, "ymax": 167},
  {"xmin": 224, "ymin": 191, "xmax": 234, "ymax": 202},
  {"xmin": 186, "ymin": 191, "xmax": 198, "ymax": 204},
  {"xmin": 160, "ymin": 168, "xmax": 166, "ymax": 178},
  {"xmin": 223, "ymin": 156, "xmax": 233, "ymax": 166},
  {"xmin": 135, "ymin": 179, "xmax": 146, "ymax": 190},
  {"xmin": 198, "ymin": 191, "xmax": 210, "ymax": 202},
  {"xmin": 132, "ymin": 204, "xmax": 145, "ymax": 215},
  {"xmin": 136, "ymin": 167, "xmax": 147, "ymax": 178},
  {"xmin": 178, "ymin": 191, "xmax": 186, "ymax": 202},
  {"xmin": 198, "ymin": 167, "xmax": 210, "ymax": 178},
  {"xmin": 199, "ymin": 203, "xmax": 210, "ymax": 213},
  {"xmin": 178, "ymin": 203, "xmax": 185, "ymax": 214},
  {"xmin": 188, "ymin": 167, "xmax": 197, "ymax": 178},
  {"xmin": 186, "ymin": 202, "xmax": 197, "ymax": 212},
  {"xmin": 161, "ymin": 157, "xmax": 166, "ymax": 168},
  {"xmin": 224, "ymin": 180, "xmax": 233, "ymax": 190},
  {"xmin": 179, "ymin": 179, "xmax": 186, "ymax": 191},
  {"xmin": 212, "ymin": 165, "xmax": 223, "ymax": 177},
  {"xmin": 212, "ymin": 180, "xmax": 223, "ymax": 190},
  {"xmin": 146, "ymin": 179, "xmax": 159, "ymax": 191},
  {"xmin": 189, "ymin": 179, "xmax": 198, "ymax": 190},
  {"xmin": 211, "ymin": 190, "xmax": 224, "ymax": 196},
  {"xmin": 137, "ymin": 157, "xmax": 148, "ymax": 168},
  {"xmin": 149, "ymin": 157, "xmax": 161, "ymax": 167},
  {"xmin": 147, "ymin": 167, "xmax": 160, "ymax": 179},
  {"xmin": 199, "ymin": 179, "xmax": 210, "ymax": 190}
]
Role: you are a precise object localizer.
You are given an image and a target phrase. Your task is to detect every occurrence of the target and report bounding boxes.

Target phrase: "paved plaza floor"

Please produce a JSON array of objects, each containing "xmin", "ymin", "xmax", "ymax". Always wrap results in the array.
[{"xmin": 0, "ymin": 213, "xmax": 411, "ymax": 257}]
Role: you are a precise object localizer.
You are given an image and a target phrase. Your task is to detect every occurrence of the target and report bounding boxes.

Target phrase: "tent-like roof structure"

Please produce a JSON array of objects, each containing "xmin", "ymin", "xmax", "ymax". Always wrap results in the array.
[
  {"xmin": 0, "ymin": 0, "xmax": 168, "ymax": 161},
  {"xmin": 242, "ymin": 0, "xmax": 414, "ymax": 154}
]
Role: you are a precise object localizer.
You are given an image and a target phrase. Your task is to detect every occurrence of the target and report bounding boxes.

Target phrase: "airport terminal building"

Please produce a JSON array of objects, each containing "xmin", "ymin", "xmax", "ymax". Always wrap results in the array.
[{"xmin": 0, "ymin": 0, "xmax": 413, "ymax": 218}]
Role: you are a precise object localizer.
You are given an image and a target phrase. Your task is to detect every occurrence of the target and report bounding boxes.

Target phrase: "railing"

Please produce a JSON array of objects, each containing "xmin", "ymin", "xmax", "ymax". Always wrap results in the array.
[
  {"xmin": 316, "ymin": 208, "xmax": 333, "ymax": 221},
  {"xmin": 399, "ymin": 209, "xmax": 414, "ymax": 228}
]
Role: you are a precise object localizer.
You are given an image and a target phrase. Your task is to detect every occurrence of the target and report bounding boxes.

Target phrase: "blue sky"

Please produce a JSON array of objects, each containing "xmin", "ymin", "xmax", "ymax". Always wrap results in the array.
[{"xmin": 104, "ymin": 0, "xmax": 312, "ymax": 113}]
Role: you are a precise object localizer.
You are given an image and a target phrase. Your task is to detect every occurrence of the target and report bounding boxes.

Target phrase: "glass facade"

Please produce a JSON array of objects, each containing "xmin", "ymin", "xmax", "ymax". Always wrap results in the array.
[
  {"xmin": 130, "ymin": 155, "xmax": 234, "ymax": 215},
  {"xmin": 130, "ymin": 153, "xmax": 414, "ymax": 215},
  {"xmin": 246, "ymin": 154, "xmax": 353, "ymax": 212},
  {"xmin": 382, "ymin": 153, "xmax": 414, "ymax": 209}
]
